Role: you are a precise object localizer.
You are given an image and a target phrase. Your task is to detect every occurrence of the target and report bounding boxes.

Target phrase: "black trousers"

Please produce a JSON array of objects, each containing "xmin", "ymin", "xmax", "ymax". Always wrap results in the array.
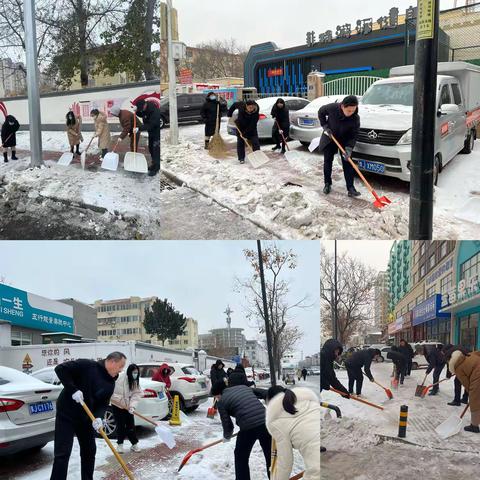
[
  {"xmin": 272, "ymin": 124, "xmax": 288, "ymax": 149},
  {"xmin": 346, "ymin": 365, "xmax": 363, "ymax": 394},
  {"xmin": 394, "ymin": 363, "xmax": 406, "ymax": 384},
  {"xmin": 454, "ymin": 377, "xmax": 469, "ymax": 402},
  {"xmin": 323, "ymin": 141, "xmax": 355, "ymax": 190},
  {"xmin": 112, "ymin": 405, "xmax": 138, "ymax": 445},
  {"xmin": 407, "ymin": 359, "xmax": 413, "ymax": 376},
  {"xmin": 148, "ymin": 134, "xmax": 160, "ymax": 170},
  {"xmin": 50, "ymin": 411, "xmax": 96, "ymax": 480},
  {"xmin": 234, "ymin": 424, "xmax": 271, "ymax": 480},
  {"xmin": 236, "ymin": 132, "xmax": 260, "ymax": 161},
  {"xmin": 431, "ymin": 364, "xmax": 445, "ymax": 393}
]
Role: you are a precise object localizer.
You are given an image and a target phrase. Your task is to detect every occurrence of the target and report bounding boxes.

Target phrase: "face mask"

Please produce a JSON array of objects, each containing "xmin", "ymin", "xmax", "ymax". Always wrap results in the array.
[
  {"xmin": 132, "ymin": 372, "xmax": 138, "ymax": 379},
  {"xmin": 209, "ymin": 96, "xmax": 216, "ymax": 101}
]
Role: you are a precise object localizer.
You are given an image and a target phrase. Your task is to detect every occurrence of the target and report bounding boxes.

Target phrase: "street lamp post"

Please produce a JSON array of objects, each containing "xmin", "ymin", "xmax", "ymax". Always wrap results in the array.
[{"xmin": 166, "ymin": 0, "xmax": 179, "ymax": 145}]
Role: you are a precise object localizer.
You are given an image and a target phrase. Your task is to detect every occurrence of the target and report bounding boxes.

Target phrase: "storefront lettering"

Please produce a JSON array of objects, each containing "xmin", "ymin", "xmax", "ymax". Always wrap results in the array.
[
  {"xmin": 442, "ymin": 274, "xmax": 480, "ymax": 308},
  {"xmin": 306, "ymin": 6, "xmax": 417, "ymax": 46},
  {"xmin": 425, "ymin": 258, "xmax": 453, "ymax": 286}
]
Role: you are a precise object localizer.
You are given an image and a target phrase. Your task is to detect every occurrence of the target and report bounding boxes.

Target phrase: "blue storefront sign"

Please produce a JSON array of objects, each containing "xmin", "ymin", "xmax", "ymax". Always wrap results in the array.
[
  {"xmin": 0, "ymin": 284, "xmax": 73, "ymax": 333},
  {"xmin": 412, "ymin": 294, "xmax": 450, "ymax": 326}
]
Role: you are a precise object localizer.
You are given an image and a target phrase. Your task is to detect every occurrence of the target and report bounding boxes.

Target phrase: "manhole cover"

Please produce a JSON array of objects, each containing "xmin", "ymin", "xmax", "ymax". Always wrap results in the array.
[{"xmin": 160, "ymin": 174, "xmax": 177, "ymax": 192}]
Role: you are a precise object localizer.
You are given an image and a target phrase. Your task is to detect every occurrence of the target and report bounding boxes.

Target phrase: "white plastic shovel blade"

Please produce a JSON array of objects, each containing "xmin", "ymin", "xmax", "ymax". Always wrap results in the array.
[
  {"xmin": 247, "ymin": 150, "xmax": 270, "ymax": 169},
  {"xmin": 435, "ymin": 413, "xmax": 463, "ymax": 439},
  {"xmin": 308, "ymin": 137, "xmax": 321, "ymax": 152},
  {"xmin": 155, "ymin": 424, "xmax": 176, "ymax": 449},
  {"xmin": 57, "ymin": 152, "xmax": 74, "ymax": 166},
  {"xmin": 124, "ymin": 151, "xmax": 148, "ymax": 173},
  {"xmin": 101, "ymin": 152, "xmax": 119, "ymax": 171},
  {"xmin": 455, "ymin": 197, "xmax": 480, "ymax": 224},
  {"xmin": 80, "ymin": 151, "xmax": 86, "ymax": 170}
]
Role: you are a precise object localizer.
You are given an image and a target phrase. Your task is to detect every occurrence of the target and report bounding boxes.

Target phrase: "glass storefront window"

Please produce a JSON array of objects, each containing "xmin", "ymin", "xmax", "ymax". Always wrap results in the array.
[
  {"xmin": 461, "ymin": 253, "xmax": 480, "ymax": 282},
  {"xmin": 459, "ymin": 314, "xmax": 478, "ymax": 352}
]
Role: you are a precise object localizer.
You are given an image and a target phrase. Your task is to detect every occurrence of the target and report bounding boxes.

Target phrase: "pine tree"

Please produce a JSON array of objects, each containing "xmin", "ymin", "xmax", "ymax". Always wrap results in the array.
[{"xmin": 143, "ymin": 298, "xmax": 187, "ymax": 346}]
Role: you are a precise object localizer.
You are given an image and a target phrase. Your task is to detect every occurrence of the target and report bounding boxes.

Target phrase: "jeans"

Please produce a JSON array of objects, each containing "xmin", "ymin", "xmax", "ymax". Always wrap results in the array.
[
  {"xmin": 323, "ymin": 141, "xmax": 355, "ymax": 190},
  {"xmin": 112, "ymin": 405, "xmax": 138, "ymax": 445},
  {"xmin": 234, "ymin": 425, "xmax": 271, "ymax": 480},
  {"xmin": 236, "ymin": 133, "xmax": 260, "ymax": 161},
  {"xmin": 50, "ymin": 411, "xmax": 96, "ymax": 480},
  {"xmin": 346, "ymin": 365, "xmax": 364, "ymax": 395}
]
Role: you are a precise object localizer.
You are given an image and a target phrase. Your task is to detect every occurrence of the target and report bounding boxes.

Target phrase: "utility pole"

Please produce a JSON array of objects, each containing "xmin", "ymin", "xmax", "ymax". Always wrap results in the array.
[
  {"xmin": 24, "ymin": 0, "xmax": 43, "ymax": 167},
  {"xmin": 257, "ymin": 240, "xmax": 276, "ymax": 386},
  {"xmin": 409, "ymin": 0, "xmax": 440, "ymax": 239},
  {"xmin": 166, "ymin": 0, "xmax": 179, "ymax": 145},
  {"xmin": 334, "ymin": 240, "xmax": 339, "ymax": 340}
]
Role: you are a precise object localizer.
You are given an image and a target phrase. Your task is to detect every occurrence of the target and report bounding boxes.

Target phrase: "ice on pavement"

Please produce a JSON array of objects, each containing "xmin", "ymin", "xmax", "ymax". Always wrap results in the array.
[{"xmin": 161, "ymin": 121, "xmax": 480, "ymax": 239}]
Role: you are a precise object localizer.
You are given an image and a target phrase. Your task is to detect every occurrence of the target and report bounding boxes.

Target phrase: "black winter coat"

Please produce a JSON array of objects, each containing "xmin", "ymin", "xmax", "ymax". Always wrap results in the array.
[
  {"xmin": 228, "ymin": 365, "xmax": 254, "ymax": 387},
  {"xmin": 210, "ymin": 365, "xmax": 228, "ymax": 386},
  {"xmin": 227, "ymin": 101, "xmax": 260, "ymax": 139},
  {"xmin": 55, "ymin": 359, "xmax": 117, "ymax": 421},
  {"xmin": 200, "ymin": 97, "xmax": 221, "ymax": 136},
  {"xmin": 139, "ymin": 102, "xmax": 160, "ymax": 139},
  {"xmin": 345, "ymin": 349, "xmax": 377, "ymax": 381},
  {"xmin": 398, "ymin": 344, "xmax": 414, "ymax": 362},
  {"xmin": 320, "ymin": 339, "xmax": 348, "ymax": 395},
  {"xmin": 271, "ymin": 103, "xmax": 290, "ymax": 132},
  {"xmin": 318, "ymin": 102, "xmax": 360, "ymax": 152},
  {"xmin": 425, "ymin": 348, "xmax": 446, "ymax": 375},
  {"xmin": 387, "ymin": 350, "xmax": 407, "ymax": 368},
  {"xmin": 1, "ymin": 115, "xmax": 20, "ymax": 147},
  {"xmin": 218, "ymin": 385, "xmax": 266, "ymax": 437}
]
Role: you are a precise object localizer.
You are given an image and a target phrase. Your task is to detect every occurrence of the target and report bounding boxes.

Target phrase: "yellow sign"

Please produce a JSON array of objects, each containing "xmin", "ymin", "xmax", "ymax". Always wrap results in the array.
[
  {"xmin": 169, "ymin": 395, "xmax": 182, "ymax": 426},
  {"xmin": 23, "ymin": 353, "xmax": 32, "ymax": 364},
  {"xmin": 417, "ymin": 0, "xmax": 435, "ymax": 41}
]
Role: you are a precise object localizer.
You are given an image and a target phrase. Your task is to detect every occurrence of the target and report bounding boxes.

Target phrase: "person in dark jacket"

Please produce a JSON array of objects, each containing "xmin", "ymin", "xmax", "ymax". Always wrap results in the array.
[
  {"xmin": 424, "ymin": 344, "xmax": 446, "ymax": 395},
  {"xmin": 320, "ymin": 339, "xmax": 349, "ymax": 396},
  {"xmin": 200, "ymin": 92, "xmax": 223, "ymax": 149},
  {"xmin": 212, "ymin": 380, "xmax": 271, "ymax": 480},
  {"xmin": 301, "ymin": 367, "xmax": 308, "ymax": 381},
  {"xmin": 317, "ymin": 95, "xmax": 360, "ymax": 197},
  {"xmin": 210, "ymin": 359, "xmax": 228, "ymax": 385},
  {"xmin": 227, "ymin": 99, "xmax": 260, "ymax": 164},
  {"xmin": 50, "ymin": 352, "xmax": 127, "ymax": 480},
  {"xmin": 270, "ymin": 98, "xmax": 290, "ymax": 153},
  {"xmin": 387, "ymin": 346, "xmax": 408, "ymax": 385},
  {"xmin": 345, "ymin": 348, "xmax": 381, "ymax": 395},
  {"xmin": 1, "ymin": 114, "xmax": 20, "ymax": 162},
  {"xmin": 229, "ymin": 364, "xmax": 255, "ymax": 387},
  {"xmin": 135, "ymin": 101, "xmax": 160, "ymax": 176},
  {"xmin": 398, "ymin": 339, "xmax": 414, "ymax": 376},
  {"xmin": 444, "ymin": 344, "xmax": 469, "ymax": 406},
  {"xmin": 227, "ymin": 367, "xmax": 234, "ymax": 377}
]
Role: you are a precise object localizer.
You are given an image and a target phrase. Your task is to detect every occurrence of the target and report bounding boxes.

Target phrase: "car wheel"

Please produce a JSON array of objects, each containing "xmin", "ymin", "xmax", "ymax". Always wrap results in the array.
[
  {"xmin": 100, "ymin": 407, "xmax": 117, "ymax": 439},
  {"xmin": 461, "ymin": 130, "xmax": 475, "ymax": 154},
  {"xmin": 184, "ymin": 405, "xmax": 199, "ymax": 413},
  {"xmin": 159, "ymin": 116, "xmax": 166, "ymax": 129},
  {"xmin": 433, "ymin": 156, "xmax": 440, "ymax": 186},
  {"xmin": 412, "ymin": 362, "xmax": 419, "ymax": 370}
]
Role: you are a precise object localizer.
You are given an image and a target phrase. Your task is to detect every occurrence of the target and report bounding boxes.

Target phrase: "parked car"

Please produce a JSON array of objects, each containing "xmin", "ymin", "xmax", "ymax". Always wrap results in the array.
[
  {"xmin": 411, "ymin": 341, "xmax": 444, "ymax": 370},
  {"xmin": 289, "ymin": 94, "xmax": 351, "ymax": 146},
  {"xmin": 160, "ymin": 93, "xmax": 228, "ymax": 129},
  {"xmin": 31, "ymin": 366, "xmax": 169, "ymax": 438},
  {"xmin": 227, "ymin": 96, "xmax": 310, "ymax": 139},
  {"xmin": 353, "ymin": 62, "xmax": 480, "ymax": 184},
  {"xmin": 0, "ymin": 366, "xmax": 62, "ymax": 455},
  {"xmin": 138, "ymin": 363, "xmax": 209, "ymax": 413}
]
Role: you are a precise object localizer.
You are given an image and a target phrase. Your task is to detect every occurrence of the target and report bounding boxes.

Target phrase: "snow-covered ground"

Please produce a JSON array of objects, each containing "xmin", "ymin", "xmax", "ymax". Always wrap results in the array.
[
  {"xmin": 321, "ymin": 363, "xmax": 480, "ymax": 479},
  {"xmin": 161, "ymin": 121, "xmax": 480, "ymax": 239}
]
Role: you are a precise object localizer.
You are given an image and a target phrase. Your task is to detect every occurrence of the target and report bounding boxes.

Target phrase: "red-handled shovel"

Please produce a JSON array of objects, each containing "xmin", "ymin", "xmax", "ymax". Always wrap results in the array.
[{"xmin": 330, "ymin": 134, "xmax": 392, "ymax": 208}]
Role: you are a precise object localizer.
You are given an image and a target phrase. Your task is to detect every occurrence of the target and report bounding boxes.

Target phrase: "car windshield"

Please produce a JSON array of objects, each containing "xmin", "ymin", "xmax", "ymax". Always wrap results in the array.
[
  {"xmin": 362, "ymin": 82, "xmax": 414, "ymax": 106},
  {"xmin": 182, "ymin": 367, "xmax": 200, "ymax": 375}
]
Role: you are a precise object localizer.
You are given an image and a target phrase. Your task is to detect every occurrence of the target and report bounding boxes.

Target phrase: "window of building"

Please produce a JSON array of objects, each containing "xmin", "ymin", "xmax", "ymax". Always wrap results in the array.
[
  {"xmin": 440, "ymin": 241, "xmax": 447, "ymax": 259},
  {"xmin": 11, "ymin": 329, "xmax": 33, "ymax": 346},
  {"xmin": 420, "ymin": 263, "xmax": 426, "ymax": 278},
  {"xmin": 420, "ymin": 242, "xmax": 426, "ymax": 256},
  {"xmin": 426, "ymin": 285, "xmax": 436, "ymax": 298},
  {"xmin": 460, "ymin": 252, "xmax": 480, "ymax": 282},
  {"xmin": 459, "ymin": 314, "xmax": 478, "ymax": 352},
  {"xmin": 441, "ymin": 273, "xmax": 453, "ymax": 295},
  {"xmin": 429, "ymin": 253, "xmax": 435, "ymax": 270},
  {"xmin": 416, "ymin": 295, "xmax": 423, "ymax": 305}
]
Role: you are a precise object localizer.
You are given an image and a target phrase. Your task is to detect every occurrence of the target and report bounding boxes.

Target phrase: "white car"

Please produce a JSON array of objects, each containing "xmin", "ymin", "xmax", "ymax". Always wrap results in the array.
[
  {"xmin": 227, "ymin": 96, "xmax": 310, "ymax": 139},
  {"xmin": 138, "ymin": 363, "xmax": 210, "ymax": 412},
  {"xmin": 0, "ymin": 366, "xmax": 62, "ymax": 455},
  {"xmin": 30, "ymin": 366, "xmax": 169, "ymax": 438},
  {"xmin": 411, "ymin": 342, "xmax": 444, "ymax": 370}
]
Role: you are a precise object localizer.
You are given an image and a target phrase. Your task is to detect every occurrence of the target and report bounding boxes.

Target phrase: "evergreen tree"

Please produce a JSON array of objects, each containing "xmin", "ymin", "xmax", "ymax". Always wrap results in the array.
[{"xmin": 143, "ymin": 298, "xmax": 187, "ymax": 346}]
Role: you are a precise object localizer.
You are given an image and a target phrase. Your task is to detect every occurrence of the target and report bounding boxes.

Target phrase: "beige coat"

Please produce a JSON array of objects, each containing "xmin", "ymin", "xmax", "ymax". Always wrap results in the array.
[
  {"xmin": 66, "ymin": 117, "xmax": 83, "ymax": 146},
  {"xmin": 94, "ymin": 112, "xmax": 111, "ymax": 149},
  {"xmin": 111, "ymin": 372, "xmax": 142, "ymax": 410},
  {"xmin": 266, "ymin": 388, "xmax": 320, "ymax": 480}
]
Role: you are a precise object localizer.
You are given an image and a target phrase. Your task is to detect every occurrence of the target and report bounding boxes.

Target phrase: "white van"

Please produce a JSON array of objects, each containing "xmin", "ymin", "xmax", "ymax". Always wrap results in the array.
[{"xmin": 353, "ymin": 62, "xmax": 480, "ymax": 184}]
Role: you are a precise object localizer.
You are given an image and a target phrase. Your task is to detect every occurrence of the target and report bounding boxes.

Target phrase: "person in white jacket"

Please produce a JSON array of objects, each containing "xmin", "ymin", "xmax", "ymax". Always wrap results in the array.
[
  {"xmin": 266, "ymin": 386, "xmax": 320, "ymax": 480},
  {"xmin": 111, "ymin": 364, "xmax": 142, "ymax": 453}
]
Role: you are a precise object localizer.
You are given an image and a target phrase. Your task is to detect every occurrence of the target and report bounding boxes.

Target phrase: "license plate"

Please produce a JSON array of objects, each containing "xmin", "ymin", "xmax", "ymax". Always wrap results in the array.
[
  {"xmin": 299, "ymin": 118, "xmax": 315, "ymax": 126},
  {"xmin": 358, "ymin": 159, "xmax": 385, "ymax": 174},
  {"xmin": 29, "ymin": 401, "xmax": 54, "ymax": 415},
  {"xmin": 157, "ymin": 391, "xmax": 165, "ymax": 400}
]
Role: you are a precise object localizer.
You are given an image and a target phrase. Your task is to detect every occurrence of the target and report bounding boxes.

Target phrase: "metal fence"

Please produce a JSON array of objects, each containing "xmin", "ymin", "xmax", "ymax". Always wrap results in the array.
[
  {"xmin": 323, "ymin": 76, "xmax": 383, "ymax": 96},
  {"xmin": 243, "ymin": 90, "xmax": 308, "ymax": 100}
]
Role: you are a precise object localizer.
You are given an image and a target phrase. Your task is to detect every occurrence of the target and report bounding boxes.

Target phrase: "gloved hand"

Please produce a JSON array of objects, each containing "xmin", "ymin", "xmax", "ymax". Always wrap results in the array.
[
  {"xmin": 223, "ymin": 437, "xmax": 231, "ymax": 443},
  {"xmin": 323, "ymin": 127, "xmax": 333, "ymax": 137},
  {"xmin": 369, "ymin": 377, "xmax": 375, "ymax": 383},
  {"xmin": 340, "ymin": 391, "xmax": 350, "ymax": 399},
  {"xmin": 72, "ymin": 390, "xmax": 84, "ymax": 404},
  {"xmin": 92, "ymin": 418, "xmax": 105, "ymax": 432},
  {"xmin": 279, "ymin": 130, "xmax": 284, "ymax": 135},
  {"xmin": 128, "ymin": 407, "xmax": 135, "ymax": 414},
  {"xmin": 116, "ymin": 137, "xmax": 122, "ymax": 144},
  {"xmin": 343, "ymin": 147, "xmax": 353, "ymax": 159},
  {"xmin": 133, "ymin": 127, "xmax": 139, "ymax": 134}
]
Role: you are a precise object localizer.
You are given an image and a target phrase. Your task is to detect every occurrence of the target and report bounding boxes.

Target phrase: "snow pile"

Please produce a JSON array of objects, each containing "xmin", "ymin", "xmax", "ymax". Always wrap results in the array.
[
  {"xmin": 15, "ymin": 131, "xmax": 88, "ymax": 153},
  {"xmin": 321, "ymin": 416, "xmax": 381, "ymax": 450}
]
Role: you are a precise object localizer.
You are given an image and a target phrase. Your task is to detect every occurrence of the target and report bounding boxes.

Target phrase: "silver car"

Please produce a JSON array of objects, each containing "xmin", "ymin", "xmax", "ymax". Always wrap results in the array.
[
  {"xmin": 289, "ymin": 95, "xmax": 349, "ymax": 146},
  {"xmin": 0, "ymin": 366, "xmax": 62, "ymax": 455},
  {"xmin": 227, "ymin": 96, "xmax": 310, "ymax": 139}
]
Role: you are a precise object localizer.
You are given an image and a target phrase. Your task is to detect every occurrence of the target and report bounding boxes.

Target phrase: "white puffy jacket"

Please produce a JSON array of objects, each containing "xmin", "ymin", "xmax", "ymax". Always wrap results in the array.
[
  {"xmin": 111, "ymin": 372, "xmax": 142, "ymax": 410},
  {"xmin": 266, "ymin": 387, "xmax": 320, "ymax": 480}
]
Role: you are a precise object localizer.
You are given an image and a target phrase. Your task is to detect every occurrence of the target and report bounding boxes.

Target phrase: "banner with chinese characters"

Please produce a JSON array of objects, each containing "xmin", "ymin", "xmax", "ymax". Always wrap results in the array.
[
  {"xmin": 0, "ymin": 284, "xmax": 73, "ymax": 333},
  {"xmin": 441, "ymin": 274, "xmax": 480, "ymax": 309}
]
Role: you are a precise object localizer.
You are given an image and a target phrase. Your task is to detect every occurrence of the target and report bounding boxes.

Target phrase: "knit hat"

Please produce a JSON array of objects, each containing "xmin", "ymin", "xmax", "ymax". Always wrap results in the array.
[{"xmin": 342, "ymin": 95, "xmax": 359, "ymax": 107}]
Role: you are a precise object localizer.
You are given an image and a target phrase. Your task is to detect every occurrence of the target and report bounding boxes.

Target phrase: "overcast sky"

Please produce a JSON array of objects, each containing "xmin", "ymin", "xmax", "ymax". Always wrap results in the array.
[
  {"xmin": 173, "ymin": 0, "xmax": 457, "ymax": 49},
  {"xmin": 0, "ymin": 241, "xmax": 320, "ymax": 356},
  {"xmin": 323, "ymin": 240, "xmax": 394, "ymax": 272}
]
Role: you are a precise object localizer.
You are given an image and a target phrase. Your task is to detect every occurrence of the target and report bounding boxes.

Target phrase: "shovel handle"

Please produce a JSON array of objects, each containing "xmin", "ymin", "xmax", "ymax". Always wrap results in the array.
[
  {"xmin": 234, "ymin": 123, "xmax": 253, "ymax": 152},
  {"xmin": 1, "ymin": 133, "xmax": 13, "ymax": 148},
  {"xmin": 331, "ymin": 387, "xmax": 384, "ymax": 410},
  {"xmin": 80, "ymin": 402, "xmax": 135, "ymax": 480},
  {"xmin": 425, "ymin": 377, "xmax": 452, "ymax": 390},
  {"xmin": 275, "ymin": 120, "xmax": 290, "ymax": 151},
  {"xmin": 460, "ymin": 403, "xmax": 470, "ymax": 419},
  {"xmin": 110, "ymin": 400, "xmax": 157, "ymax": 427}
]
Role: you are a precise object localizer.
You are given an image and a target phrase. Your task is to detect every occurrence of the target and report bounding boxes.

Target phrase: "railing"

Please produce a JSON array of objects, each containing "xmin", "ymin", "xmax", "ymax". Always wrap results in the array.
[
  {"xmin": 243, "ymin": 90, "xmax": 308, "ymax": 100},
  {"xmin": 324, "ymin": 76, "xmax": 383, "ymax": 97}
]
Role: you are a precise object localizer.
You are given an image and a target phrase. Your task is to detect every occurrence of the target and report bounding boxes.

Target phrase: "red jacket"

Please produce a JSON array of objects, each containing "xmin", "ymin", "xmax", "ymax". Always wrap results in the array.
[{"xmin": 152, "ymin": 363, "xmax": 173, "ymax": 389}]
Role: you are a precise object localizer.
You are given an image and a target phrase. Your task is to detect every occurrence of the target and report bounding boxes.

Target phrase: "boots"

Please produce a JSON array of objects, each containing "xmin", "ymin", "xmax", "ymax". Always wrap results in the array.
[
  {"xmin": 11, "ymin": 151, "xmax": 18, "ymax": 160},
  {"xmin": 448, "ymin": 400, "xmax": 461, "ymax": 406},
  {"xmin": 75, "ymin": 145, "xmax": 81, "ymax": 155},
  {"xmin": 204, "ymin": 139, "xmax": 210, "ymax": 150},
  {"xmin": 272, "ymin": 145, "xmax": 280, "ymax": 151},
  {"xmin": 347, "ymin": 187, "xmax": 361, "ymax": 197},
  {"xmin": 323, "ymin": 184, "xmax": 332, "ymax": 194},
  {"xmin": 3, "ymin": 152, "xmax": 8, "ymax": 163},
  {"xmin": 464, "ymin": 424, "xmax": 480, "ymax": 433}
]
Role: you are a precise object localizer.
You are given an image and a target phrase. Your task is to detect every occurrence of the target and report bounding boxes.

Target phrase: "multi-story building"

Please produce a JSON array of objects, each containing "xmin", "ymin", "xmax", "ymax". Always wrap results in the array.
[
  {"xmin": 58, "ymin": 299, "xmax": 97, "ymax": 340},
  {"xmin": 374, "ymin": 271, "xmax": 389, "ymax": 329},
  {"xmin": 388, "ymin": 241, "xmax": 412, "ymax": 313},
  {"xmin": 0, "ymin": 58, "xmax": 27, "ymax": 97},
  {"xmin": 163, "ymin": 317, "xmax": 198, "ymax": 350},
  {"xmin": 244, "ymin": 340, "xmax": 268, "ymax": 368}
]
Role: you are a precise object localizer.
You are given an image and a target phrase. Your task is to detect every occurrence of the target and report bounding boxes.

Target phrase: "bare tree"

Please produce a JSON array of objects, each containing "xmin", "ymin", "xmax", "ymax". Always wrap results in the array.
[
  {"xmin": 321, "ymin": 252, "xmax": 377, "ymax": 345},
  {"xmin": 236, "ymin": 244, "xmax": 311, "ymax": 379}
]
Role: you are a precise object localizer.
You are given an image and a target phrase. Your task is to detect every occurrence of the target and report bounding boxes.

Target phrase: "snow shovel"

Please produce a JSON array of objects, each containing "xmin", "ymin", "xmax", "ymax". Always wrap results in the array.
[
  {"xmin": 101, "ymin": 143, "xmax": 119, "ymax": 171},
  {"xmin": 275, "ymin": 120, "xmax": 302, "ymax": 163},
  {"xmin": 420, "ymin": 377, "xmax": 452, "ymax": 398},
  {"xmin": 207, "ymin": 399, "xmax": 218, "ymax": 419},
  {"xmin": 330, "ymin": 134, "xmax": 392, "ymax": 208},
  {"xmin": 178, "ymin": 433, "xmax": 239, "ymax": 472},
  {"xmin": 80, "ymin": 401, "xmax": 135, "ymax": 480},
  {"xmin": 363, "ymin": 372, "xmax": 393, "ymax": 399},
  {"xmin": 330, "ymin": 387, "xmax": 384, "ymax": 411},
  {"xmin": 124, "ymin": 115, "xmax": 148, "ymax": 173},
  {"xmin": 435, "ymin": 403, "xmax": 469, "ymax": 439},
  {"xmin": 415, "ymin": 373, "xmax": 428, "ymax": 397},
  {"xmin": 80, "ymin": 137, "xmax": 95, "ymax": 170},
  {"xmin": 308, "ymin": 136, "xmax": 321, "ymax": 153},
  {"xmin": 234, "ymin": 124, "xmax": 270, "ymax": 168},
  {"xmin": 57, "ymin": 151, "xmax": 74, "ymax": 166}
]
